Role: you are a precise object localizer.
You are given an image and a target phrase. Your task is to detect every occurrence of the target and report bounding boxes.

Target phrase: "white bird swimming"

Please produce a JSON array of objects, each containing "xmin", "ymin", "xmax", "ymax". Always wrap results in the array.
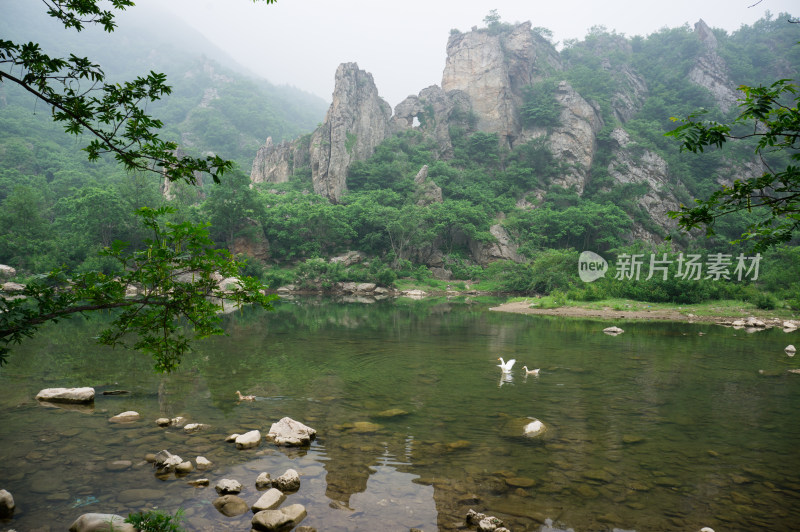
[
  {"xmin": 497, "ymin": 357, "xmax": 516, "ymax": 373},
  {"xmin": 522, "ymin": 366, "xmax": 540, "ymax": 376}
]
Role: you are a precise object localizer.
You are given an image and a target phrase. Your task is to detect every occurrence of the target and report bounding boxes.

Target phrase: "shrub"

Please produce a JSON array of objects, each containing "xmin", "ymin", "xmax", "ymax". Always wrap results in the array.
[{"xmin": 125, "ymin": 509, "xmax": 185, "ymax": 532}]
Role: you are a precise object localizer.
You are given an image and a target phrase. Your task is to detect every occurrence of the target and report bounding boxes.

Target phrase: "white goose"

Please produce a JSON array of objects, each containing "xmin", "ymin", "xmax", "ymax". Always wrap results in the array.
[
  {"xmin": 497, "ymin": 357, "xmax": 516, "ymax": 373},
  {"xmin": 522, "ymin": 366, "xmax": 540, "ymax": 376}
]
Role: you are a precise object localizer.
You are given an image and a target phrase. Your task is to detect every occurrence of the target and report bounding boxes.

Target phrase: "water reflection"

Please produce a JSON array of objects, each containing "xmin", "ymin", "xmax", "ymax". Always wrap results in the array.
[{"xmin": 1, "ymin": 297, "xmax": 800, "ymax": 531}]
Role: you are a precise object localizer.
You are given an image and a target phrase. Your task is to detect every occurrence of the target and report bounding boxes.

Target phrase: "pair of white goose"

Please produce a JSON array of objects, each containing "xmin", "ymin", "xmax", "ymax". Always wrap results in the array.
[{"xmin": 497, "ymin": 357, "xmax": 539, "ymax": 376}]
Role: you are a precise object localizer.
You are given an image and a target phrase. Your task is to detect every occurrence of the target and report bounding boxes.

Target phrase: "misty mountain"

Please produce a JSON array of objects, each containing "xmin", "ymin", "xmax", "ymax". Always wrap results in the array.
[{"xmin": 0, "ymin": 0, "xmax": 328, "ymax": 172}]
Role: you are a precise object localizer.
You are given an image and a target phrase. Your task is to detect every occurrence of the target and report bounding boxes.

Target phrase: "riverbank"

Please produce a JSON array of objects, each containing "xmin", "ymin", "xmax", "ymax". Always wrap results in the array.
[{"xmin": 489, "ymin": 298, "xmax": 799, "ymax": 328}]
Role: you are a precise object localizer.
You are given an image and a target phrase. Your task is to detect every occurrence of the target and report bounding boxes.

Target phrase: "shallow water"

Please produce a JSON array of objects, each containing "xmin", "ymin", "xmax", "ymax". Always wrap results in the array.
[{"xmin": 1, "ymin": 296, "xmax": 799, "ymax": 531}]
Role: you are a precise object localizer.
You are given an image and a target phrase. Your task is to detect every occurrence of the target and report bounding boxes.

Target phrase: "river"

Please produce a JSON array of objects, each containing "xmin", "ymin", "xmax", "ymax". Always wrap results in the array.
[{"xmin": 1, "ymin": 296, "xmax": 798, "ymax": 531}]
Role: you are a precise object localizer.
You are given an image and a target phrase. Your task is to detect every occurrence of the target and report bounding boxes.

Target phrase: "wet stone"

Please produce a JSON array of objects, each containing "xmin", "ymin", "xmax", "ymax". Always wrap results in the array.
[
  {"xmin": 213, "ymin": 495, "xmax": 249, "ymax": 517},
  {"xmin": 622, "ymin": 434, "xmax": 644, "ymax": 444},
  {"xmin": 626, "ymin": 481, "xmax": 651, "ymax": 492},
  {"xmin": 106, "ymin": 460, "xmax": 132, "ymax": 471},
  {"xmin": 350, "ymin": 421, "xmax": 382, "ymax": 433},
  {"xmin": 731, "ymin": 491, "xmax": 752, "ymax": 505},
  {"xmin": 583, "ymin": 469, "xmax": 614, "ymax": 483},
  {"xmin": 375, "ymin": 408, "xmax": 409, "ymax": 418},
  {"xmin": 575, "ymin": 484, "xmax": 599, "ymax": 498},
  {"xmin": 505, "ymin": 477, "xmax": 536, "ymax": 488}
]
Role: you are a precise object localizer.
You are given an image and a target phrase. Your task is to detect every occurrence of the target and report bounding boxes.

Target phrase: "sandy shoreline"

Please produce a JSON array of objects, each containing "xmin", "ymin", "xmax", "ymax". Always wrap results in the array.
[{"xmin": 488, "ymin": 300, "xmax": 792, "ymax": 328}]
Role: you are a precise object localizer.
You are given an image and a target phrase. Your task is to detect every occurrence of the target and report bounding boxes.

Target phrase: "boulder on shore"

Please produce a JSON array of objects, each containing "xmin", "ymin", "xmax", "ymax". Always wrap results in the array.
[
  {"xmin": 266, "ymin": 417, "xmax": 316, "ymax": 446},
  {"xmin": 36, "ymin": 387, "xmax": 95, "ymax": 404}
]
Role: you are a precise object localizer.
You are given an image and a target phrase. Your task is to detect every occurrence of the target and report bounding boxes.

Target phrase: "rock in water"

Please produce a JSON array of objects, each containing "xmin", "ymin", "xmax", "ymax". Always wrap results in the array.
[
  {"xmin": 603, "ymin": 326, "xmax": 624, "ymax": 335},
  {"xmin": 0, "ymin": 489, "xmax": 14, "ymax": 518},
  {"xmin": 251, "ymin": 504, "xmax": 307, "ymax": 531},
  {"xmin": 235, "ymin": 429, "xmax": 262, "ymax": 449},
  {"xmin": 109, "ymin": 411, "xmax": 140, "ymax": 423},
  {"xmin": 36, "ymin": 387, "xmax": 95, "ymax": 403},
  {"xmin": 272, "ymin": 469, "xmax": 301, "ymax": 492},
  {"xmin": 215, "ymin": 478, "xmax": 243, "ymax": 495},
  {"xmin": 523, "ymin": 419, "xmax": 547, "ymax": 437},
  {"xmin": 266, "ymin": 417, "xmax": 316, "ymax": 446},
  {"xmin": 213, "ymin": 495, "xmax": 249, "ymax": 517},
  {"xmin": 252, "ymin": 488, "xmax": 286, "ymax": 512},
  {"xmin": 153, "ymin": 450, "xmax": 183, "ymax": 472},
  {"xmin": 68, "ymin": 513, "xmax": 136, "ymax": 532},
  {"xmin": 255, "ymin": 472, "xmax": 272, "ymax": 489}
]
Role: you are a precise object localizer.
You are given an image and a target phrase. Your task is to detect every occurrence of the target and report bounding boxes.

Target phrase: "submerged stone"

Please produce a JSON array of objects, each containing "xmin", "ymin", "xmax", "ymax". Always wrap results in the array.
[
  {"xmin": 375, "ymin": 408, "xmax": 409, "ymax": 418},
  {"xmin": 213, "ymin": 495, "xmax": 249, "ymax": 517}
]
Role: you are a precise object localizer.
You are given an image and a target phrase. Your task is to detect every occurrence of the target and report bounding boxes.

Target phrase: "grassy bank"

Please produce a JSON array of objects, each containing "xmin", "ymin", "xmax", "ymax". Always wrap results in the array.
[{"xmin": 506, "ymin": 296, "xmax": 800, "ymax": 320}]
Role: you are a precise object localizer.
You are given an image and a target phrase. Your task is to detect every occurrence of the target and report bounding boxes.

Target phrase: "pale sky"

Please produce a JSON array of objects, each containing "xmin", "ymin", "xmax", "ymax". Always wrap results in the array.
[{"xmin": 137, "ymin": 0, "xmax": 797, "ymax": 107}]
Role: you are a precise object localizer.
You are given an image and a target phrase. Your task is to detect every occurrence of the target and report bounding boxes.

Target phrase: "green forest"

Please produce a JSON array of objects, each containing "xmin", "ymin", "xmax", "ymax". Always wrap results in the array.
[{"xmin": 1, "ymin": 6, "xmax": 799, "ymax": 312}]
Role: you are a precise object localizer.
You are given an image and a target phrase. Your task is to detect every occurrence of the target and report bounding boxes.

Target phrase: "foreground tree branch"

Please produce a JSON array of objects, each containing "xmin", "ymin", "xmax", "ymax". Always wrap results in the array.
[
  {"xmin": 1, "ymin": 207, "xmax": 277, "ymax": 372},
  {"xmin": 666, "ymin": 79, "xmax": 800, "ymax": 250}
]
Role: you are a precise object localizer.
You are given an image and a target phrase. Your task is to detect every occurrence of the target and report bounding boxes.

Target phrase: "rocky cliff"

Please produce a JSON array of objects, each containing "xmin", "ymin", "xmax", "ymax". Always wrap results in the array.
[
  {"xmin": 441, "ymin": 22, "xmax": 561, "ymax": 146},
  {"xmin": 249, "ymin": 17, "xmax": 765, "ymax": 255},
  {"xmin": 688, "ymin": 19, "xmax": 740, "ymax": 113}
]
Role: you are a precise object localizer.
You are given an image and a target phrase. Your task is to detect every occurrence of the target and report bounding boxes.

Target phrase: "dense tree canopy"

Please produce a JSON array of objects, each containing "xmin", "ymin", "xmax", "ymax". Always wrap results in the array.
[
  {"xmin": 667, "ymin": 79, "xmax": 800, "ymax": 251},
  {"xmin": 0, "ymin": 0, "xmax": 278, "ymax": 370}
]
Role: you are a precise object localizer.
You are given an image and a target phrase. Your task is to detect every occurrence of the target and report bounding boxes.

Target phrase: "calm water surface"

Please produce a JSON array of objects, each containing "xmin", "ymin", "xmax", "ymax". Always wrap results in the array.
[{"xmin": 1, "ymin": 296, "xmax": 799, "ymax": 531}]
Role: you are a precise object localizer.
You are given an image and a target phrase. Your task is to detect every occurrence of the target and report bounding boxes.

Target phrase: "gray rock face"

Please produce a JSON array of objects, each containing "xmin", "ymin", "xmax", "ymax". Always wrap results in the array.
[
  {"xmin": 252, "ymin": 488, "xmax": 286, "ymax": 512},
  {"xmin": 0, "ymin": 489, "xmax": 14, "ymax": 518},
  {"xmin": 393, "ymin": 85, "xmax": 473, "ymax": 158},
  {"xmin": 36, "ymin": 387, "xmax": 95, "ymax": 404},
  {"xmin": 546, "ymin": 81, "xmax": 604, "ymax": 194},
  {"xmin": 309, "ymin": 63, "xmax": 394, "ymax": 202},
  {"xmin": 469, "ymin": 223, "xmax": 522, "ymax": 266},
  {"xmin": 442, "ymin": 22, "xmax": 561, "ymax": 146},
  {"xmin": 250, "ymin": 136, "xmax": 296, "ymax": 185},
  {"xmin": 607, "ymin": 128, "xmax": 680, "ymax": 240},
  {"xmin": 413, "ymin": 164, "xmax": 443, "ymax": 206},
  {"xmin": 0, "ymin": 264, "xmax": 16, "ymax": 278},
  {"xmin": 68, "ymin": 513, "xmax": 136, "ymax": 532},
  {"xmin": 272, "ymin": 469, "xmax": 301, "ymax": 492},
  {"xmin": 266, "ymin": 417, "xmax": 316, "ymax": 446},
  {"xmin": 251, "ymin": 503, "xmax": 307, "ymax": 531},
  {"xmin": 1, "ymin": 281, "xmax": 24, "ymax": 292},
  {"xmin": 688, "ymin": 19, "xmax": 740, "ymax": 113}
]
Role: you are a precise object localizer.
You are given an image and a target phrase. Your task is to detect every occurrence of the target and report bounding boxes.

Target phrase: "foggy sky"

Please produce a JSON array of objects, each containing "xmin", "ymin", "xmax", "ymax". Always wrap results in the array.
[{"xmin": 137, "ymin": 0, "xmax": 797, "ymax": 107}]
